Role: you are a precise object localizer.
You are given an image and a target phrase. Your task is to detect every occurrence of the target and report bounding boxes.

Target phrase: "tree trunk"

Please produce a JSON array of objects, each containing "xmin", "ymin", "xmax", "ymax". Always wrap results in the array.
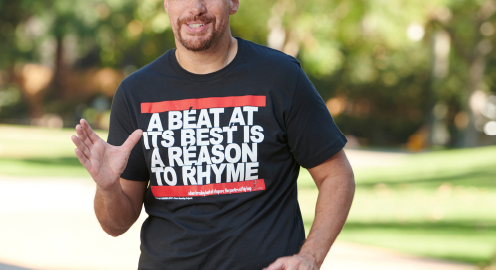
[
  {"xmin": 52, "ymin": 35, "xmax": 66, "ymax": 100},
  {"xmin": 463, "ymin": 53, "xmax": 486, "ymax": 147}
]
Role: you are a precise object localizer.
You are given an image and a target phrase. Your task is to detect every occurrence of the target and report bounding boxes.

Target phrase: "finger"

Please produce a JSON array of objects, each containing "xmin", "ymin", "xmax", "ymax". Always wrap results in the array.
[
  {"xmin": 121, "ymin": 129, "xmax": 144, "ymax": 155},
  {"xmin": 75, "ymin": 148, "xmax": 92, "ymax": 170},
  {"xmin": 71, "ymin": 135, "xmax": 91, "ymax": 159},
  {"xmin": 80, "ymin": 119, "xmax": 101, "ymax": 143},
  {"xmin": 76, "ymin": 124, "xmax": 93, "ymax": 147},
  {"xmin": 285, "ymin": 263, "xmax": 299, "ymax": 270},
  {"xmin": 265, "ymin": 259, "xmax": 285, "ymax": 270}
]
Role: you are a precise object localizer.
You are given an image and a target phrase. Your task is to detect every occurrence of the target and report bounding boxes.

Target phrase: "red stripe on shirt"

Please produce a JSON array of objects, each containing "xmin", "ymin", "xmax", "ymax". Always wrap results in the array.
[
  {"xmin": 151, "ymin": 179, "xmax": 265, "ymax": 197},
  {"xmin": 141, "ymin": 96, "xmax": 266, "ymax": 113}
]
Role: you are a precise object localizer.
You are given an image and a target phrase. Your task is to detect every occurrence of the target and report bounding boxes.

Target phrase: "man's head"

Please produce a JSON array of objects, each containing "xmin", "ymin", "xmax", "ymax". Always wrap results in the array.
[{"xmin": 164, "ymin": 0, "xmax": 239, "ymax": 52}]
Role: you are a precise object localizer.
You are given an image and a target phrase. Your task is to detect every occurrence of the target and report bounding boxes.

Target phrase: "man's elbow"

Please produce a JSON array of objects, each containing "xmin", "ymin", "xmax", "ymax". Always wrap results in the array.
[
  {"xmin": 347, "ymin": 167, "xmax": 355, "ymax": 185},
  {"xmin": 348, "ymin": 171, "xmax": 356, "ymax": 195},
  {"xmin": 106, "ymin": 232, "xmax": 124, "ymax": 237},
  {"xmin": 102, "ymin": 225, "xmax": 131, "ymax": 237}
]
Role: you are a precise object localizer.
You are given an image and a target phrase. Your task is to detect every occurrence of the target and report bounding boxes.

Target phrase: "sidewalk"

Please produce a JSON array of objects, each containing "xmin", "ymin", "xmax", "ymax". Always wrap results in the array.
[{"xmin": 0, "ymin": 175, "xmax": 475, "ymax": 270}]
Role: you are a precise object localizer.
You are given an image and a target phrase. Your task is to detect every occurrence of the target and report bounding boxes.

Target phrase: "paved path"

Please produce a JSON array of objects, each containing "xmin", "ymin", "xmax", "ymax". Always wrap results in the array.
[
  {"xmin": 323, "ymin": 241, "xmax": 474, "ymax": 270},
  {"xmin": 0, "ymin": 149, "xmax": 476, "ymax": 270},
  {"xmin": 343, "ymin": 148, "xmax": 409, "ymax": 168}
]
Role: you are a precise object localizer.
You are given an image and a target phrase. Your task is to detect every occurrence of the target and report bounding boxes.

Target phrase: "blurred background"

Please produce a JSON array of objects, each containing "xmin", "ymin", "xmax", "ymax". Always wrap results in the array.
[{"xmin": 0, "ymin": 0, "xmax": 495, "ymax": 269}]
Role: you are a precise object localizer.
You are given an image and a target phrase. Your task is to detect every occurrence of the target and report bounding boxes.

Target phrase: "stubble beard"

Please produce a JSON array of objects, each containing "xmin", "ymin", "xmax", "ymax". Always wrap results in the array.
[{"xmin": 175, "ymin": 14, "xmax": 229, "ymax": 52}]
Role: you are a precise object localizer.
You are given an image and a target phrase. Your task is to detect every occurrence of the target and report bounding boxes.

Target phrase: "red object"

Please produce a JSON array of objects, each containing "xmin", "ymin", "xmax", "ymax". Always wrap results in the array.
[
  {"xmin": 151, "ymin": 179, "xmax": 265, "ymax": 197},
  {"xmin": 141, "ymin": 95, "xmax": 266, "ymax": 113}
]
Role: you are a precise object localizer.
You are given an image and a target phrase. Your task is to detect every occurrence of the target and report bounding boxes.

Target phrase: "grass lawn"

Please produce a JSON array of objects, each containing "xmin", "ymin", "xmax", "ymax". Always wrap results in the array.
[
  {"xmin": 299, "ymin": 146, "xmax": 496, "ymax": 265},
  {"xmin": 1, "ymin": 124, "xmax": 495, "ymax": 264}
]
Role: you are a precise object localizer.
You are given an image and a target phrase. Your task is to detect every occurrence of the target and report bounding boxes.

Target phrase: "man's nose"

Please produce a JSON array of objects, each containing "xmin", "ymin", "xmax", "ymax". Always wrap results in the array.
[{"xmin": 188, "ymin": 0, "xmax": 206, "ymax": 16}]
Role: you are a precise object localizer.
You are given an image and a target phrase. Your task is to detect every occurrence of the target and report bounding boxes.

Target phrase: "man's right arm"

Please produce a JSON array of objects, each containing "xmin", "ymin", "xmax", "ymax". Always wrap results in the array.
[
  {"xmin": 94, "ymin": 178, "xmax": 148, "ymax": 236},
  {"xmin": 71, "ymin": 118, "xmax": 146, "ymax": 236}
]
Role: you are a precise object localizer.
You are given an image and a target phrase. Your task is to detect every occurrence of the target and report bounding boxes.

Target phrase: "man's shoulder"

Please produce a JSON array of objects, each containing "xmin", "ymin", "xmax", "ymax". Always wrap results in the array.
[
  {"xmin": 241, "ymin": 38, "xmax": 301, "ymax": 70},
  {"xmin": 118, "ymin": 50, "xmax": 174, "ymax": 92}
]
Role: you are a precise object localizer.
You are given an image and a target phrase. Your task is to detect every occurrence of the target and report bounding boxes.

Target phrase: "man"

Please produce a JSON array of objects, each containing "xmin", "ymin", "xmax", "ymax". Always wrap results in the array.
[{"xmin": 71, "ymin": 0, "xmax": 355, "ymax": 269}]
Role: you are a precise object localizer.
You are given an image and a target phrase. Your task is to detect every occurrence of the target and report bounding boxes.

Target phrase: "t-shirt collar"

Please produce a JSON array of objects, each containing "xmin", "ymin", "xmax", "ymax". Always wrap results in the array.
[{"xmin": 169, "ymin": 37, "xmax": 245, "ymax": 82}]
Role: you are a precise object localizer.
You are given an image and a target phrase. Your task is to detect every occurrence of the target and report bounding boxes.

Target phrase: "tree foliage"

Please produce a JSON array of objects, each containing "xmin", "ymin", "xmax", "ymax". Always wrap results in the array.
[{"xmin": 1, "ymin": 0, "xmax": 496, "ymax": 147}]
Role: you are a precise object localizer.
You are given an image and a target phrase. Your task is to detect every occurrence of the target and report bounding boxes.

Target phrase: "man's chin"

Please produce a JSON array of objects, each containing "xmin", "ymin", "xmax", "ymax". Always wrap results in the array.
[{"xmin": 178, "ymin": 34, "xmax": 216, "ymax": 52}]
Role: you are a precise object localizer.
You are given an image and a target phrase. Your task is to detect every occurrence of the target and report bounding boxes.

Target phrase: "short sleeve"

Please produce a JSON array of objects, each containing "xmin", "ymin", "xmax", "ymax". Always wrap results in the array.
[
  {"xmin": 107, "ymin": 86, "xmax": 150, "ymax": 181},
  {"xmin": 286, "ymin": 68, "xmax": 347, "ymax": 169}
]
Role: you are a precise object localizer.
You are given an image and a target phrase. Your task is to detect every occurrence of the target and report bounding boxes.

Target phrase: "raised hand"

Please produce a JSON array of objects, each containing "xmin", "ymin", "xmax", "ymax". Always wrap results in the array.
[{"xmin": 71, "ymin": 119, "xmax": 143, "ymax": 190}]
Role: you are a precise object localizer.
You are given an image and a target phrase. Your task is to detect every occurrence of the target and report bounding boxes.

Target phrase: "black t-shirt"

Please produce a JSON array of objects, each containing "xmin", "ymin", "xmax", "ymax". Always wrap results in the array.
[{"xmin": 107, "ymin": 37, "xmax": 347, "ymax": 270}]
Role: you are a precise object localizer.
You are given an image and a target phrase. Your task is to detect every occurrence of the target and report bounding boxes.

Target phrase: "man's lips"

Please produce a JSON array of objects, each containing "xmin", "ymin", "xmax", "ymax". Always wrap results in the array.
[{"xmin": 183, "ymin": 21, "xmax": 210, "ymax": 33}]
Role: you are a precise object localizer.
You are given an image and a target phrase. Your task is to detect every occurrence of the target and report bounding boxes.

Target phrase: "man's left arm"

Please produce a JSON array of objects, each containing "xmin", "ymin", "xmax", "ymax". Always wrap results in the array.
[{"xmin": 264, "ymin": 150, "xmax": 355, "ymax": 270}]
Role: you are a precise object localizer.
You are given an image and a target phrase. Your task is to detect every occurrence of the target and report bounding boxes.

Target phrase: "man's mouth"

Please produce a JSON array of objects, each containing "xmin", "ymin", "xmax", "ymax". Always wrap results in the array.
[
  {"xmin": 188, "ymin": 23, "xmax": 205, "ymax": 28},
  {"xmin": 183, "ymin": 22, "xmax": 210, "ymax": 33},
  {"xmin": 179, "ymin": 15, "xmax": 213, "ymax": 34}
]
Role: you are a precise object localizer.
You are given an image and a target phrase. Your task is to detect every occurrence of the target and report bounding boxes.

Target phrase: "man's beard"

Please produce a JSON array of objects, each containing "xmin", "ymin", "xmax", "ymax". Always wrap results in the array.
[{"xmin": 176, "ymin": 14, "xmax": 228, "ymax": 52}]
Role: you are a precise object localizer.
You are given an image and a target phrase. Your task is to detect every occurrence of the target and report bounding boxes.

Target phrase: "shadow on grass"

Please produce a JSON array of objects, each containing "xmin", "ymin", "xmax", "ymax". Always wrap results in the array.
[
  {"xmin": 341, "ymin": 220, "xmax": 496, "ymax": 234},
  {"xmin": 0, "ymin": 157, "xmax": 82, "ymax": 167}
]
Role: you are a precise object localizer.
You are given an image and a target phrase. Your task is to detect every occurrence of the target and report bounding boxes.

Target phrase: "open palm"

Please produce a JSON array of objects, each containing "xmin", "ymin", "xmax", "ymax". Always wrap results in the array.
[{"xmin": 71, "ymin": 119, "xmax": 143, "ymax": 189}]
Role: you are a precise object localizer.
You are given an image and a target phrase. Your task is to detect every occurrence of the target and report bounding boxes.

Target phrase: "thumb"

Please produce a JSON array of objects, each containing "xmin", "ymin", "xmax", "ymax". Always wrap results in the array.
[
  {"xmin": 264, "ymin": 260, "xmax": 284, "ymax": 270},
  {"xmin": 121, "ymin": 129, "xmax": 143, "ymax": 155}
]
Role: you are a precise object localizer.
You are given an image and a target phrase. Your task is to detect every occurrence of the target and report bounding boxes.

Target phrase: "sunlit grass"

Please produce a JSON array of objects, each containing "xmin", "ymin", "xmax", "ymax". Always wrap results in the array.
[
  {"xmin": 0, "ymin": 124, "xmax": 107, "ymax": 177},
  {"xmin": 298, "ymin": 146, "xmax": 496, "ymax": 265}
]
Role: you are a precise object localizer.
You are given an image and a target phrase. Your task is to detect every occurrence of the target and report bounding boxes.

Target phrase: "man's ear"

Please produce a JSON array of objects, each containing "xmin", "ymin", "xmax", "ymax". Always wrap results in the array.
[
  {"xmin": 164, "ymin": 0, "xmax": 169, "ymax": 13},
  {"xmin": 229, "ymin": 0, "xmax": 239, "ymax": 15}
]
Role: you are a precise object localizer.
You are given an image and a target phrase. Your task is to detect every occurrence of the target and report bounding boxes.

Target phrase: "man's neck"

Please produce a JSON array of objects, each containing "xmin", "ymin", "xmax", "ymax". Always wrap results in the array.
[{"xmin": 175, "ymin": 34, "xmax": 238, "ymax": 75}]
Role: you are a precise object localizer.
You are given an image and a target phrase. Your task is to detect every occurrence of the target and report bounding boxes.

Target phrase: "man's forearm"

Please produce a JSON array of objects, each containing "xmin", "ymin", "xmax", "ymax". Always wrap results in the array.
[
  {"xmin": 94, "ymin": 181, "xmax": 139, "ymax": 236},
  {"xmin": 299, "ymin": 173, "xmax": 355, "ymax": 266}
]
